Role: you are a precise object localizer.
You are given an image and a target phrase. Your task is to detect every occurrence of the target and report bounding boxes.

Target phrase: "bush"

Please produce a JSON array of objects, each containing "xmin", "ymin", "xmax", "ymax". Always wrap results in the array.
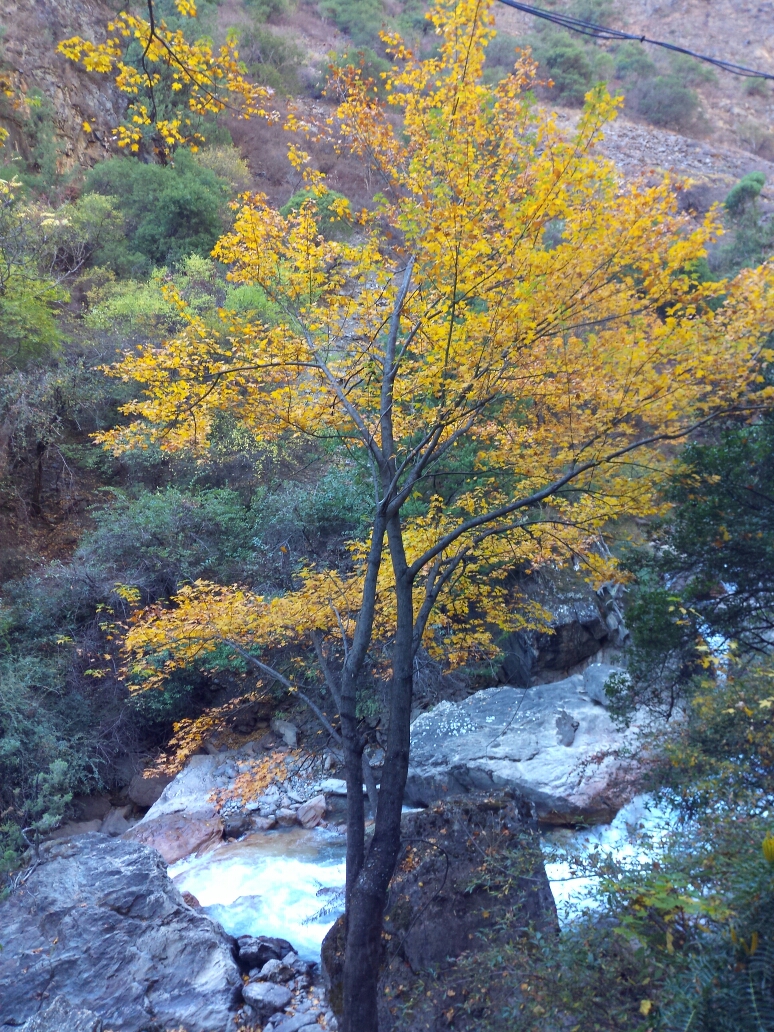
[
  {"xmin": 0, "ymin": 655, "xmax": 105, "ymax": 874},
  {"xmin": 724, "ymin": 170, "xmax": 766, "ymax": 214},
  {"xmin": 280, "ymin": 187, "xmax": 353, "ymax": 240},
  {"xmin": 234, "ymin": 21, "xmax": 305, "ymax": 94},
  {"xmin": 613, "ymin": 40, "xmax": 656, "ymax": 81},
  {"xmin": 533, "ymin": 29, "xmax": 598, "ymax": 105},
  {"xmin": 319, "ymin": 0, "xmax": 385, "ymax": 48},
  {"xmin": 76, "ymin": 487, "xmax": 259, "ymax": 600},
  {"xmin": 629, "ymin": 74, "xmax": 699, "ymax": 130},
  {"xmin": 83, "ymin": 151, "xmax": 229, "ymax": 274}
]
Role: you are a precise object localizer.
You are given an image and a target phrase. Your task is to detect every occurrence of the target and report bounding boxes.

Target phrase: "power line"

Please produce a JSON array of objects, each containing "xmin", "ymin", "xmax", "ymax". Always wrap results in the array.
[{"xmin": 495, "ymin": 0, "xmax": 774, "ymax": 81}]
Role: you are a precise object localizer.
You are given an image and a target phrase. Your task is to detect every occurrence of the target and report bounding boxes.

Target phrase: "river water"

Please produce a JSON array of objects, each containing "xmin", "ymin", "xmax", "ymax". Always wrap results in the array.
[
  {"xmin": 170, "ymin": 827, "xmax": 347, "ymax": 961},
  {"xmin": 169, "ymin": 794, "xmax": 675, "ymax": 958}
]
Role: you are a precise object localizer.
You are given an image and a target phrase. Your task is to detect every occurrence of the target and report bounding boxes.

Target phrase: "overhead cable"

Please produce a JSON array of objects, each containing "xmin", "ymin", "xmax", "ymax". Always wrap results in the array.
[{"xmin": 495, "ymin": 0, "xmax": 774, "ymax": 81}]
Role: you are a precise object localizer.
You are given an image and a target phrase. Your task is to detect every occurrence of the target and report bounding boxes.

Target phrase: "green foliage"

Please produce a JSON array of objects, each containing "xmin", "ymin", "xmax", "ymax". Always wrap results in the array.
[
  {"xmin": 244, "ymin": 0, "xmax": 291, "ymax": 23},
  {"xmin": 0, "ymin": 274, "xmax": 65, "ymax": 371},
  {"xmin": 77, "ymin": 487, "xmax": 260, "ymax": 599},
  {"xmin": 233, "ymin": 20, "xmax": 304, "ymax": 94},
  {"xmin": 533, "ymin": 29, "xmax": 598, "ymax": 105},
  {"xmin": 612, "ymin": 417, "xmax": 774, "ymax": 719},
  {"xmin": 85, "ymin": 255, "xmax": 227, "ymax": 338},
  {"xmin": 483, "ymin": 31, "xmax": 521, "ymax": 84},
  {"xmin": 725, "ymin": 170, "xmax": 766, "ymax": 215},
  {"xmin": 710, "ymin": 173, "xmax": 774, "ymax": 276},
  {"xmin": 83, "ymin": 151, "xmax": 229, "ymax": 274},
  {"xmin": 613, "ymin": 41, "xmax": 656, "ymax": 81},
  {"xmin": 319, "ymin": 0, "xmax": 386, "ymax": 48},
  {"xmin": 630, "ymin": 74, "xmax": 699, "ymax": 130},
  {"xmin": 0, "ymin": 655, "xmax": 104, "ymax": 873},
  {"xmin": 280, "ymin": 187, "xmax": 353, "ymax": 240},
  {"xmin": 668, "ymin": 52, "xmax": 718, "ymax": 87}
]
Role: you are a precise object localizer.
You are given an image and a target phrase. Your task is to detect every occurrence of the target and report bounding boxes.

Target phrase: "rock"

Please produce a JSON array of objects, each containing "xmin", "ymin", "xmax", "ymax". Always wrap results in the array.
[
  {"xmin": 271, "ymin": 718, "xmax": 299, "ymax": 748},
  {"xmin": 128, "ymin": 773, "xmax": 173, "ymax": 808},
  {"xmin": 322, "ymin": 795, "xmax": 557, "ymax": 1025},
  {"xmin": 223, "ymin": 814, "xmax": 253, "ymax": 839},
  {"xmin": 139, "ymin": 754, "xmax": 220, "ymax": 822},
  {"xmin": 20, "ymin": 997, "xmax": 103, "ymax": 1032},
  {"xmin": 46, "ymin": 819, "xmax": 103, "ymax": 840},
  {"xmin": 584, "ymin": 662, "xmax": 622, "ymax": 707},
  {"xmin": 271, "ymin": 1011, "xmax": 322, "ymax": 1032},
  {"xmin": 296, "ymin": 794, "xmax": 326, "ymax": 829},
  {"xmin": 182, "ymin": 890, "xmax": 201, "ymax": 908},
  {"xmin": 276, "ymin": 806, "xmax": 299, "ymax": 826},
  {"xmin": 258, "ymin": 958, "xmax": 294, "ymax": 983},
  {"xmin": 237, "ymin": 935, "xmax": 296, "ymax": 971},
  {"xmin": 406, "ymin": 665, "xmax": 646, "ymax": 823},
  {"xmin": 101, "ymin": 805, "xmax": 132, "ymax": 836},
  {"xmin": 250, "ymin": 815, "xmax": 278, "ymax": 831},
  {"xmin": 123, "ymin": 812, "xmax": 223, "ymax": 864},
  {"xmin": 241, "ymin": 980, "xmax": 292, "ymax": 1021},
  {"xmin": 499, "ymin": 570, "xmax": 627, "ymax": 686},
  {"xmin": 0, "ymin": 834, "xmax": 242, "ymax": 1031}
]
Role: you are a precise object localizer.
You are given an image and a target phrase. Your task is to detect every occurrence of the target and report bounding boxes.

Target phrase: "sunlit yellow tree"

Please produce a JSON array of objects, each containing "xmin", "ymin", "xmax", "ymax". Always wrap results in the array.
[
  {"xmin": 94, "ymin": 0, "xmax": 774, "ymax": 1026},
  {"xmin": 58, "ymin": 0, "xmax": 273, "ymax": 157}
]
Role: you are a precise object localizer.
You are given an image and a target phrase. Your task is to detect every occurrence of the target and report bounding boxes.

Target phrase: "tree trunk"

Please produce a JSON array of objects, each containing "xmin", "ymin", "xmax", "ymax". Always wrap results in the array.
[{"xmin": 341, "ymin": 517, "xmax": 415, "ymax": 1032}]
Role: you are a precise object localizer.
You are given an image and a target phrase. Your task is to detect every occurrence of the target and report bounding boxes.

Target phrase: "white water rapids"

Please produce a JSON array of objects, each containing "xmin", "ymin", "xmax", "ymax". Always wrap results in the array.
[
  {"xmin": 169, "ymin": 795, "xmax": 675, "ymax": 958},
  {"xmin": 170, "ymin": 827, "xmax": 347, "ymax": 961}
]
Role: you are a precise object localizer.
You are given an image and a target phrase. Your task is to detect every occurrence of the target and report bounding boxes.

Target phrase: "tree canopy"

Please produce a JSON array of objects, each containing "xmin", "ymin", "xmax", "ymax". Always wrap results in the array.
[{"xmin": 83, "ymin": 1, "xmax": 774, "ymax": 1027}]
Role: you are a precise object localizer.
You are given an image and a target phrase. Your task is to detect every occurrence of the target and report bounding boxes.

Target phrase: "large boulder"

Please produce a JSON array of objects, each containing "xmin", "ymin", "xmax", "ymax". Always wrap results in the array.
[
  {"xmin": 123, "ymin": 753, "xmax": 224, "ymax": 863},
  {"xmin": 499, "ymin": 570, "xmax": 627, "ymax": 685},
  {"xmin": 322, "ymin": 794, "xmax": 557, "ymax": 1024},
  {"xmin": 0, "ymin": 834, "xmax": 242, "ymax": 1031},
  {"xmin": 406, "ymin": 664, "xmax": 646, "ymax": 823}
]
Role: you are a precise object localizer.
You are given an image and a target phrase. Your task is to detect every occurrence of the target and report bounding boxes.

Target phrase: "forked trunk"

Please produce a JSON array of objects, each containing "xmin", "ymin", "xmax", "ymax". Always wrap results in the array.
[{"xmin": 341, "ymin": 531, "xmax": 415, "ymax": 1032}]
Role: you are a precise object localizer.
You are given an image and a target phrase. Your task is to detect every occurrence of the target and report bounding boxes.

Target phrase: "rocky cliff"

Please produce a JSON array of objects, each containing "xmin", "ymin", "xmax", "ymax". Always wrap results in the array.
[{"xmin": 0, "ymin": 0, "xmax": 124, "ymax": 175}]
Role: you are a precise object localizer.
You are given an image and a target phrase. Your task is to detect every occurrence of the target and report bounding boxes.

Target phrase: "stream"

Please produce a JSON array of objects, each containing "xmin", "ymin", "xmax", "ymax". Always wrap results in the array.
[
  {"xmin": 170, "ymin": 794, "xmax": 676, "ymax": 958},
  {"xmin": 170, "ymin": 827, "xmax": 347, "ymax": 961}
]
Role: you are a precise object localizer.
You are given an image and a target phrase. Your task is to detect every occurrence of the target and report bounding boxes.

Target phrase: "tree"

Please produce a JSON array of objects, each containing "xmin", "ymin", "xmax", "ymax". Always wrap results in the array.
[
  {"xmin": 95, "ymin": 1, "xmax": 774, "ymax": 1026},
  {"xmin": 57, "ymin": 0, "xmax": 274, "ymax": 158}
]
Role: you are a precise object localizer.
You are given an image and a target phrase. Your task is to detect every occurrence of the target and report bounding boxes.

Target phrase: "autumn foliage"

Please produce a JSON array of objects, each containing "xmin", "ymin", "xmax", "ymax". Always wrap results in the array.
[
  {"xmin": 58, "ymin": 0, "xmax": 274, "ymax": 155},
  {"xmin": 84, "ymin": 1, "xmax": 774, "ymax": 1026}
]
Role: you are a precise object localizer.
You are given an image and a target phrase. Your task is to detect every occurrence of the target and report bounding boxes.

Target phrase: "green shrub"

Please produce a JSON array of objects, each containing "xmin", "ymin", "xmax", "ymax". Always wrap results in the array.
[
  {"xmin": 319, "ymin": 0, "xmax": 385, "ymax": 48},
  {"xmin": 483, "ymin": 31, "xmax": 520, "ymax": 83},
  {"xmin": 76, "ymin": 487, "xmax": 259, "ymax": 599},
  {"xmin": 630, "ymin": 74, "xmax": 699, "ymax": 130},
  {"xmin": 234, "ymin": 21, "xmax": 304, "ymax": 94},
  {"xmin": 613, "ymin": 40, "xmax": 656, "ymax": 81},
  {"xmin": 724, "ymin": 170, "xmax": 766, "ymax": 214},
  {"xmin": 280, "ymin": 186, "xmax": 353, "ymax": 240},
  {"xmin": 245, "ymin": 0, "xmax": 290, "ymax": 22},
  {"xmin": 83, "ymin": 151, "xmax": 229, "ymax": 274},
  {"xmin": 0, "ymin": 655, "xmax": 104, "ymax": 873},
  {"xmin": 533, "ymin": 29, "xmax": 597, "ymax": 105}
]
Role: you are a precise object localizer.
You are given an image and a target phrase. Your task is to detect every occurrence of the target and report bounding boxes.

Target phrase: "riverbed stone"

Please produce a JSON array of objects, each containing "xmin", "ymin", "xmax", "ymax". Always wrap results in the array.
[
  {"xmin": 296, "ymin": 794, "xmax": 326, "ymax": 828},
  {"xmin": 259, "ymin": 958, "xmax": 295, "ymax": 983},
  {"xmin": 242, "ymin": 980, "xmax": 292, "ymax": 1020},
  {"xmin": 123, "ymin": 811, "xmax": 223, "ymax": 864},
  {"xmin": 238, "ymin": 934, "xmax": 297, "ymax": 970},
  {"xmin": 0, "ymin": 834, "xmax": 242, "ymax": 1031},
  {"xmin": 128, "ymin": 772, "xmax": 173, "ymax": 808},
  {"xmin": 406, "ymin": 664, "xmax": 647, "ymax": 823},
  {"xmin": 271, "ymin": 718, "xmax": 299, "ymax": 748}
]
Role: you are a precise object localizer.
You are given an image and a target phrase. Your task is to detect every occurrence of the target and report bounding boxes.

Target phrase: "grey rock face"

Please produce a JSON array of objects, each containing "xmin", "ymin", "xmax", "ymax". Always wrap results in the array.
[
  {"xmin": 406, "ymin": 664, "xmax": 647, "ymax": 822},
  {"xmin": 0, "ymin": 834, "xmax": 242, "ymax": 1031},
  {"xmin": 20, "ymin": 997, "xmax": 103, "ymax": 1032},
  {"xmin": 242, "ymin": 981, "xmax": 293, "ymax": 1021},
  {"xmin": 499, "ymin": 572, "xmax": 627, "ymax": 686}
]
